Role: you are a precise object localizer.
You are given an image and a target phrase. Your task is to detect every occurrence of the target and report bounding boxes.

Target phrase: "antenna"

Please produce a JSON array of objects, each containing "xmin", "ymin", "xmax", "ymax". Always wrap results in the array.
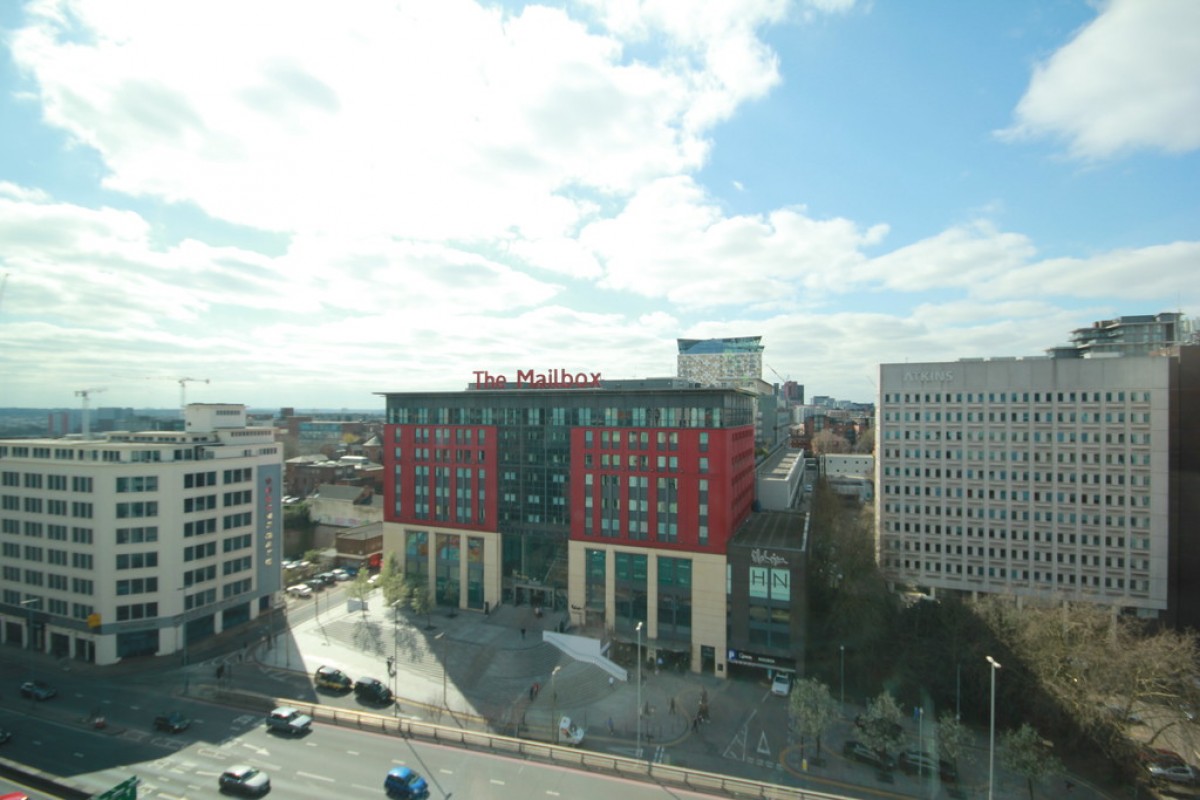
[
  {"xmin": 178, "ymin": 377, "xmax": 210, "ymax": 414},
  {"xmin": 74, "ymin": 388, "xmax": 107, "ymax": 439}
]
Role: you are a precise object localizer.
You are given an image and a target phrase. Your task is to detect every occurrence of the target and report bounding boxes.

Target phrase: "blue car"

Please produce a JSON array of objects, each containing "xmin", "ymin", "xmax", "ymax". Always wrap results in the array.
[{"xmin": 384, "ymin": 766, "xmax": 428, "ymax": 799}]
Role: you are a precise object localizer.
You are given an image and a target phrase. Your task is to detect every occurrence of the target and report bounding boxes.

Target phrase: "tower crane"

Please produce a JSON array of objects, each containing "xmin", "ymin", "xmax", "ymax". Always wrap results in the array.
[
  {"xmin": 75, "ymin": 388, "xmax": 106, "ymax": 439},
  {"xmin": 178, "ymin": 377, "xmax": 210, "ymax": 413}
]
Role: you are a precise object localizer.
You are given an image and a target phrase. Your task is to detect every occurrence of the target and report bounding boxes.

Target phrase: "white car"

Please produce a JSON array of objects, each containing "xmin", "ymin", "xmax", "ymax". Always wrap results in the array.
[
  {"xmin": 771, "ymin": 672, "xmax": 791, "ymax": 696},
  {"xmin": 286, "ymin": 584, "xmax": 313, "ymax": 599}
]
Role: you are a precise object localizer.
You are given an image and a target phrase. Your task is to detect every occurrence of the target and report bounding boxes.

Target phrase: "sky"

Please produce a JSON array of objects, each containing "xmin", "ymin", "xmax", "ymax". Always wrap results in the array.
[{"xmin": 0, "ymin": 0, "xmax": 1197, "ymax": 412}]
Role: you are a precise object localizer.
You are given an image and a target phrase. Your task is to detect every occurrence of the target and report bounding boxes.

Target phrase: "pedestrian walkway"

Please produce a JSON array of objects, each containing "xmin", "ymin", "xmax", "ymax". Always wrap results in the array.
[{"xmin": 255, "ymin": 596, "xmax": 706, "ymax": 751}]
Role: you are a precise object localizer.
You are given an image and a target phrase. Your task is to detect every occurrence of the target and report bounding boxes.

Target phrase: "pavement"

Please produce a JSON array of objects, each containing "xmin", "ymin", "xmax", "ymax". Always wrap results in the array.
[{"xmin": 240, "ymin": 589, "xmax": 1129, "ymax": 799}]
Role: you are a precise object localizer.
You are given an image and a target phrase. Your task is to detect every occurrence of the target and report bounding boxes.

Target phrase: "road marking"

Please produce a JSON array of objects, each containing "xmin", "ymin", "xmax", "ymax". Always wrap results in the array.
[
  {"xmin": 347, "ymin": 750, "xmax": 360, "ymax": 756},
  {"xmin": 491, "ymin": 779, "xmax": 506, "ymax": 785},
  {"xmin": 440, "ymin": 768, "xmax": 454, "ymax": 775},
  {"xmin": 547, "ymin": 791, "xmax": 560, "ymax": 796},
  {"xmin": 297, "ymin": 771, "xmax": 335, "ymax": 783}
]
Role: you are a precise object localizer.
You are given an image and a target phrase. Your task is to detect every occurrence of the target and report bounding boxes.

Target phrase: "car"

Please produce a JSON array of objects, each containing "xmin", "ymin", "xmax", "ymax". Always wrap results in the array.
[
  {"xmin": 354, "ymin": 676, "xmax": 393, "ymax": 705},
  {"xmin": 153, "ymin": 711, "xmax": 192, "ymax": 733},
  {"xmin": 219, "ymin": 765, "xmax": 271, "ymax": 796},
  {"xmin": 384, "ymin": 766, "xmax": 429, "ymax": 799},
  {"xmin": 898, "ymin": 749, "xmax": 957, "ymax": 781},
  {"xmin": 331, "ymin": 568, "xmax": 351, "ymax": 581},
  {"xmin": 305, "ymin": 579, "xmax": 326, "ymax": 592},
  {"xmin": 314, "ymin": 665, "xmax": 352, "ymax": 692},
  {"xmin": 265, "ymin": 706, "xmax": 312, "ymax": 735},
  {"xmin": 316, "ymin": 571, "xmax": 338, "ymax": 585},
  {"xmin": 771, "ymin": 672, "xmax": 791, "ymax": 697},
  {"xmin": 1148, "ymin": 761, "xmax": 1199, "ymax": 786},
  {"xmin": 286, "ymin": 584, "xmax": 313, "ymax": 598},
  {"xmin": 0, "ymin": 726, "xmax": 11, "ymax": 744},
  {"xmin": 1, "ymin": 793, "xmax": 30, "ymax": 800},
  {"xmin": 843, "ymin": 740, "xmax": 896, "ymax": 771},
  {"xmin": 19, "ymin": 680, "xmax": 56, "ymax": 700}
]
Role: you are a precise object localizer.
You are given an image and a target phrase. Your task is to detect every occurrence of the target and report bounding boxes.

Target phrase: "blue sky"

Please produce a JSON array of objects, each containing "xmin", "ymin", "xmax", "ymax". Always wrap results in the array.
[{"xmin": 0, "ymin": 0, "xmax": 1196, "ymax": 410}]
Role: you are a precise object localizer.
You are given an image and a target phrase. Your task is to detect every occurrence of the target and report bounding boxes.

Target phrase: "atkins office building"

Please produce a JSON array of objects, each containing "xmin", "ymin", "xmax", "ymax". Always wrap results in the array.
[
  {"xmin": 380, "ymin": 371, "xmax": 804, "ymax": 677},
  {"xmin": 875, "ymin": 343, "xmax": 1200, "ymax": 628}
]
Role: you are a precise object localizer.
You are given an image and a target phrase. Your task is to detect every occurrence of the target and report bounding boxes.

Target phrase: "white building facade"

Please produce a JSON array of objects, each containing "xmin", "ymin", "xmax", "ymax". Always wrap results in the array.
[
  {"xmin": 0, "ymin": 404, "xmax": 282, "ymax": 665},
  {"xmin": 875, "ymin": 356, "xmax": 1173, "ymax": 616}
]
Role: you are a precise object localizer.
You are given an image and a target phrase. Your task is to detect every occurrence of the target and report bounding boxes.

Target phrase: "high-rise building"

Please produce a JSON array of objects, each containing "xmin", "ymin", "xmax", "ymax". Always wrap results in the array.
[
  {"xmin": 1049, "ymin": 312, "xmax": 1195, "ymax": 359},
  {"xmin": 677, "ymin": 336, "xmax": 764, "ymax": 387},
  {"xmin": 0, "ymin": 404, "xmax": 283, "ymax": 665},
  {"xmin": 875, "ymin": 346, "xmax": 1200, "ymax": 623},
  {"xmin": 380, "ymin": 375, "xmax": 759, "ymax": 673}
]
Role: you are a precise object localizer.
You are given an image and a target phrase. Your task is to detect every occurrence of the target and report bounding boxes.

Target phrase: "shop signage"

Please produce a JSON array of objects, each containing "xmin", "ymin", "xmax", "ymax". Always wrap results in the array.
[
  {"xmin": 903, "ymin": 370, "xmax": 954, "ymax": 382},
  {"xmin": 472, "ymin": 369, "xmax": 602, "ymax": 389},
  {"xmin": 727, "ymin": 649, "xmax": 795, "ymax": 670}
]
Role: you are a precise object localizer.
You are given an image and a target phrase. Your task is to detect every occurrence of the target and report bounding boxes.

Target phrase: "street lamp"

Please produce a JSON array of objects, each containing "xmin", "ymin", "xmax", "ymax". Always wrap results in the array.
[
  {"xmin": 435, "ymin": 631, "xmax": 447, "ymax": 708},
  {"xmin": 20, "ymin": 597, "xmax": 41, "ymax": 687},
  {"xmin": 986, "ymin": 655, "xmax": 1002, "ymax": 800},
  {"xmin": 178, "ymin": 588, "xmax": 191, "ymax": 694},
  {"xmin": 551, "ymin": 665, "xmax": 562, "ymax": 744},
  {"xmin": 839, "ymin": 644, "xmax": 845, "ymax": 712},
  {"xmin": 635, "ymin": 621, "xmax": 644, "ymax": 759}
]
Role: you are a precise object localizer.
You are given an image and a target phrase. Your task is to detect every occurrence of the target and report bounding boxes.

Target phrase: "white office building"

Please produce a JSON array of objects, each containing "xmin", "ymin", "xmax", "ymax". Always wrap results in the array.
[
  {"xmin": 875, "ymin": 353, "xmax": 1189, "ymax": 617},
  {"xmin": 0, "ymin": 404, "xmax": 283, "ymax": 665}
]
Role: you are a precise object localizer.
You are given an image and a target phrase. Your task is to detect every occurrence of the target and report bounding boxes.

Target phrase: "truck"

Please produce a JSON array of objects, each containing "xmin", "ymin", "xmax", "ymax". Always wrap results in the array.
[{"xmin": 266, "ymin": 706, "xmax": 312, "ymax": 735}]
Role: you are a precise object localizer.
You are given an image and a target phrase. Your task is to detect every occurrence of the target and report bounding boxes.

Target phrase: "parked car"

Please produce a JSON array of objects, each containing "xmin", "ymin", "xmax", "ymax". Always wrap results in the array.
[
  {"xmin": 0, "ymin": 726, "xmax": 11, "ymax": 744},
  {"xmin": 316, "ymin": 571, "xmax": 338, "ymax": 585},
  {"xmin": 354, "ymin": 677, "xmax": 393, "ymax": 705},
  {"xmin": 265, "ymin": 706, "xmax": 312, "ymax": 735},
  {"xmin": 153, "ymin": 711, "xmax": 192, "ymax": 733},
  {"xmin": 770, "ymin": 672, "xmax": 792, "ymax": 697},
  {"xmin": 843, "ymin": 740, "xmax": 896, "ymax": 771},
  {"xmin": 305, "ymin": 579, "xmax": 326, "ymax": 592},
  {"xmin": 19, "ymin": 680, "xmax": 56, "ymax": 701},
  {"xmin": 314, "ymin": 665, "xmax": 352, "ymax": 692},
  {"xmin": 1141, "ymin": 748, "xmax": 1199, "ymax": 786},
  {"xmin": 384, "ymin": 766, "xmax": 429, "ymax": 799},
  {"xmin": 286, "ymin": 584, "xmax": 313, "ymax": 599},
  {"xmin": 219, "ymin": 765, "xmax": 270, "ymax": 796},
  {"xmin": 330, "ymin": 568, "xmax": 351, "ymax": 582},
  {"xmin": 898, "ymin": 749, "xmax": 957, "ymax": 781}
]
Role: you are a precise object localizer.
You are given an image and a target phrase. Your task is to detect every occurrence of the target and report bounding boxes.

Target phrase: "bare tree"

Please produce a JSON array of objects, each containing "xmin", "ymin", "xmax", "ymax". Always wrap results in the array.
[
  {"xmin": 812, "ymin": 429, "xmax": 850, "ymax": 455},
  {"xmin": 936, "ymin": 711, "xmax": 970, "ymax": 775}
]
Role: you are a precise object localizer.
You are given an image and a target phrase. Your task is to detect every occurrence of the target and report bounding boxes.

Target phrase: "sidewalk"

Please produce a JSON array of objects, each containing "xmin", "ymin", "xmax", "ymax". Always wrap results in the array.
[{"xmin": 253, "ymin": 595, "xmax": 702, "ymax": 753}]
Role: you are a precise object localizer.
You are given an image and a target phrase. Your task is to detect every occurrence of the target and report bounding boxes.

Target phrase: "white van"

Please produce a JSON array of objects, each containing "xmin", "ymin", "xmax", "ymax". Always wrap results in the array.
[{"xmin": 287, "ymin": 584, "xmax": 313, "ymax": 598}]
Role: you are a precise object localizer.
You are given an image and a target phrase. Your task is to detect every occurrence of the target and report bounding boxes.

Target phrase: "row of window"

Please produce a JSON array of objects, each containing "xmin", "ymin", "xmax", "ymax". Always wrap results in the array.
[
  {"xmin": 884, "ymin": 466, "xmax": 1152, "ymax": 485},
  {"xmin": 884, "ymin": 560, "xmax": 1152, "ymax": 593},
  {"xmin": 883, "ymin": 391, "xmax": 1153, "ymax": 405},
  {"xmin": 882, "ymin": 411, "xmax": 1153, "ymax": 424},
  {"xmin": 881, "ymin": 448, "xmax": 1154, "ymax": 464}
]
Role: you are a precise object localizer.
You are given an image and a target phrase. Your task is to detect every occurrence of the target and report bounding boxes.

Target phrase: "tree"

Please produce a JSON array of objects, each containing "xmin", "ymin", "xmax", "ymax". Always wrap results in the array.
[
  {"xmin": 788, "ymin": 678, "xmax": 840, "ymax": 759},
  {"xmin": 1000, "ymin": 723, "xmax": 1062, "ymax": 800},
  {"xmin": 812, "ymin": 429, "xmax": 850, "ymax": 455},
  {"xmin": 378, "ymin": 552, "xmax": 409, "ymax": 610},
  {"xmin": 858, "ymin": 692, "xmax": 905, "ymax": 757},
  {"xmin": 346, "ymin": 570, "xmax": 372, "ymax": 615},
  {"xmin": 408, "ymin": 574, "xmax": 434, "ymax": 630},
  {"xmin": 936, "ymin": 711, "xmax": 970, "ymax": 774}
]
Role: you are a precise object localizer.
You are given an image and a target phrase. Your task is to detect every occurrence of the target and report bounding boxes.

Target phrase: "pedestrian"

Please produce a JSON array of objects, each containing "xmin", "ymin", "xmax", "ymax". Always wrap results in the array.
[
  {"xmin": 607, "ymin": 716, "xmax": 614, "ymax": 735},
  {"xmin": 669, "ymin": 696, "xmax": 676, "ymax": 715},
  {"xmin": 608, "ymin": 676, "xmax": 615, "ymax": 689},
  {"xmin": 216, "ymin": 665, "xmax": 224, "ymax": 680},
  {"xmin": 521, "ymin": 627, "xmax": 526, "ymax": 640},
  {"xmin": 692, "ymin": 715, "xmax": 699, "ymax": 731}
]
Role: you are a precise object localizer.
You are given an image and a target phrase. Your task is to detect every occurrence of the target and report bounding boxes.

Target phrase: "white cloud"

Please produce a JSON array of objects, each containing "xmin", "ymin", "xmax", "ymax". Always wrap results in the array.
[
  {"xmin": 1000, "ymin": 0, "xmax": 1200, "ymax": 158},
  {"xmin": 852, "ymin": 221, "xmax": 1036, "ymax": 292},
  {"xmin": 582, "ymin": 176, "xmax": 884, "ymax": 309},
  {"xmin": 10, "ymin": 0, "xmax": 792, "ymax": 241}
]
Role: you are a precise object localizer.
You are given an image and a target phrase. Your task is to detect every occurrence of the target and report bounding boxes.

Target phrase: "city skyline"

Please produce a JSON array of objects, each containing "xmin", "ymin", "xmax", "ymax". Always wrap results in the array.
[{"xmin": 0, "ymin": 0, "xmax": 1196, "ymax": 410}]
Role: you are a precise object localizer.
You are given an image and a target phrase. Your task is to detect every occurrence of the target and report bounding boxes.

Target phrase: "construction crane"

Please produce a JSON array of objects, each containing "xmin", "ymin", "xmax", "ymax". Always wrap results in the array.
[
  {"xmin": 178, "ymin": 377, "xmax": 210, "ymax": 413},
  {"xmin": 75, "ymin": 388, "xmax": 106, "ymax": 439}
]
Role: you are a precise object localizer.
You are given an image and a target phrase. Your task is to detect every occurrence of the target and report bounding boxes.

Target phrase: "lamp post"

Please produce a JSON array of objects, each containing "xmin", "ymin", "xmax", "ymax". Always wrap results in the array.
[
  {"xmin": 551, "ymin": 665, "xmax": 562, "ymax": 744},
  {"xmin": 635, "ymin": 621, "xmax": 644, "ymax": 759},
  {"xmin": 178, "ymin": 588, "xmax": 191, "ymax": 694},
  {"xmin": 916, "ymin": 705, "xmax": 924, "ymax": 778},
  {"xmin": 986, "ymin": 656, "xmax": 1002, "ymax": 800},
  {"xmin": 20, "ymin": 597, "xmax": 41, "ymax": 688},
  {"xmin": 391, "ymin": 600, "xmax": 402, "ymax": 716},
  {"xmin": 435, "ymin": 631, "xmax": 447, "ymax": 708},
  {"xmin": 839, "ymin": 644, "xmax": 845, "ymax": 712}
]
